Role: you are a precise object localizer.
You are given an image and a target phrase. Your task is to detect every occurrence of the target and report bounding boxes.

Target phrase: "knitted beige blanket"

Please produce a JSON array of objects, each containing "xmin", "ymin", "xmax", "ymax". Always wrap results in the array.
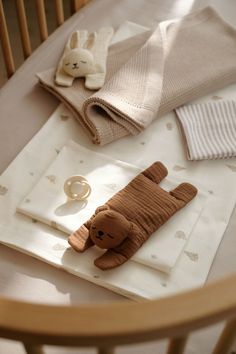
[{"xmin": 37, "ymin": 7, "xmax": 236, "ymax": 145}]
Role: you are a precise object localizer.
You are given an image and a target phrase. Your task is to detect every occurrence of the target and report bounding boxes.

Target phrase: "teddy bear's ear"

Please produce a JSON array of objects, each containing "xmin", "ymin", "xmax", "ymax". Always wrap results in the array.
[{"xmin": 94, "ymin": 204, "xmax": 110, "ymax": 215}]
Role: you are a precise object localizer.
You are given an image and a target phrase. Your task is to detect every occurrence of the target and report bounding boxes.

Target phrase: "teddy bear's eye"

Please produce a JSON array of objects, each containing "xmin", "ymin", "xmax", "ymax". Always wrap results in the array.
[
  {"xmin": 91, "ymin": 226, "xmax": 96, "ymax": 230},
  {"xmin": 80, "ymin": 60, "xmax": 87, "ymax": 64},
  {"xmin": 107, "ymin": 233, "xmax": 114, "ymax": 239},
  {"xmin": 65, "ymin": 63, "xmax": 70, "ymax": 66}
]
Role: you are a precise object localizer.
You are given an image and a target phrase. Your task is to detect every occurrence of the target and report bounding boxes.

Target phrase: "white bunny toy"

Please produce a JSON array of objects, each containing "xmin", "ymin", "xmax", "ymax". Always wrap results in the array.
[{"xmin": 55, "ymin": 28, "xmax": 113, "ymax": 90}]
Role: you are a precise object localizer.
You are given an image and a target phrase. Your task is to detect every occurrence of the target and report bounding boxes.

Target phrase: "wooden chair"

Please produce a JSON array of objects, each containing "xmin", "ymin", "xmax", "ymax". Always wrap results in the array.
[{"xmin": 0, "ymin": 1, "xmax": 236, "ymax": 353}]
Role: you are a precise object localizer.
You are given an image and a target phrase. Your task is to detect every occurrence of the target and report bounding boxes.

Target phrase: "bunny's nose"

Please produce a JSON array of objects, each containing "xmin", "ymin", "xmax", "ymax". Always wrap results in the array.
[{"xmin": 98, "ymin": 231, "xmax": 104, "ymax": 236}]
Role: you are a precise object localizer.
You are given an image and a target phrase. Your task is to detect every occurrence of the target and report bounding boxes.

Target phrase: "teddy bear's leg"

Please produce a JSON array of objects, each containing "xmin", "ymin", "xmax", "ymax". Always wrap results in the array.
[
  {"xmin": 169, "ymin": 182, "xmax": 197, "ymax": 206},
  {"xmin": 142, "ymin": 162, "xmax": 168, "ymax": 184},
  {"xmin": 68, "ymin": 222, "xmax": 94, "ymax": 252},
  {"xmin": 94, "ymin": 224, "xmax": 146, "ymax": 270},
  {"xmin": 94, "ymin": 249, "xmax": 127, "ymax": 270}
]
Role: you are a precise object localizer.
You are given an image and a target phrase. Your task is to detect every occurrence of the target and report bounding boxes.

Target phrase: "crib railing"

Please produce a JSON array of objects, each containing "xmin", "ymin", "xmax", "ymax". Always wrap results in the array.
[
  {"xmin": 0, "ymin": 0, "xmax": 90, "ymax": 78},
  {"xmin": 0, "ymin": 273, "xmax": 236, "ymax": 354}
]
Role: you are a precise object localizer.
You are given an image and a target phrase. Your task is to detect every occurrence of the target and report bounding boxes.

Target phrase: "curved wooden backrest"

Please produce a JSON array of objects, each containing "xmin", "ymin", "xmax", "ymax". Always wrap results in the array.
[{"xmin": 0, "ymin": 273, "xmax": 236, "ymax": 354}]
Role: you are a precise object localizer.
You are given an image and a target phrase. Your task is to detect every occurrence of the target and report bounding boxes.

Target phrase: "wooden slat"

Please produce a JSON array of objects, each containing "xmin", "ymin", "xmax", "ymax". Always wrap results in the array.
[
  {"xmin": 54, "ymin": 0, "xmax": 64, "ymax": 26},
  {"xmin": 98, "ymin": 347, "xmax": 114, "ymax": 354},
  {"xmin": 212, "ymin": 319, "xmax": 236, "ymax": 354},
  {"xmin": 167, "ymin": 336, "xmax": 187, "ymax": 354},
  {"xmin": 15, "ymin": 0, "xmax": 32, "ymax": 58},
  {"xmin": 71, "ymin": 0, "xmax": 85, "ymax": 14},
  {"xmin": 0, "ymin": 0, "xmax": 15, "ymax": 77},
  {"xmin": 24, "ymin": 343, "xmax": 44, "ymax": 354},
  {"xmin": 35, "ymin": 0, "xmax": 48, "ymax": 42}
]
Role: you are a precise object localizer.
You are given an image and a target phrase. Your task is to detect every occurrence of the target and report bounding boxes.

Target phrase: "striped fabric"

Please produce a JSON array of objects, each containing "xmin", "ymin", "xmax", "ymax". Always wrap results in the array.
[{"xmin": 175, "ymin": 100, "xmax": 236, "ymax": 160}]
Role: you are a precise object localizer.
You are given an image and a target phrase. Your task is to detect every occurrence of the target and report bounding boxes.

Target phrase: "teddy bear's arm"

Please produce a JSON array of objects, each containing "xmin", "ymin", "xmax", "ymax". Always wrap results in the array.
[
  {"xmin": 141, "ymin": 161, "xmax": 168, "ymax": 184},
  {"xmin": 68, "ymin": 220, "xmax": 94, "ymax": 252},
  {"xmin": 94, "ymin": 223, "xmax": 146, "ymax": 270}
]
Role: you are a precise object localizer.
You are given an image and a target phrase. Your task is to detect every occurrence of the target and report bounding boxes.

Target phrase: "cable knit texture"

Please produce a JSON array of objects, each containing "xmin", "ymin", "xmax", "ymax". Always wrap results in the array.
[
  {"xmin": 68, "ymin": 162, "xmax": 198, "ymax": 270},
  {"xmin": 37, "ymin": 7, "xmax": 236, "ymax": 145}
]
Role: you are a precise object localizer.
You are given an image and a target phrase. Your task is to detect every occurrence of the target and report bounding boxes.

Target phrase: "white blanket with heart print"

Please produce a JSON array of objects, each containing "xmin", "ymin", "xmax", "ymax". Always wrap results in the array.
[{"xmin": 16, "ymin": 140, "xmax": 205, "ymax": 274}]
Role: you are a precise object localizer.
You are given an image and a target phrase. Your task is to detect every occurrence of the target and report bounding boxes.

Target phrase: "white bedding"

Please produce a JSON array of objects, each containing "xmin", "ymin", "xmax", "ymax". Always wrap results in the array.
[
  {"xmin": 0, "ymin": 21, "xmax": 236, "ymax": 300},
  {"xmin": 0, "ymin": 95, "xmax": 235, "ymax": 299},
  {"xmin": 17, "ymin": 140, "xmax": 205, "ymax": 274}
]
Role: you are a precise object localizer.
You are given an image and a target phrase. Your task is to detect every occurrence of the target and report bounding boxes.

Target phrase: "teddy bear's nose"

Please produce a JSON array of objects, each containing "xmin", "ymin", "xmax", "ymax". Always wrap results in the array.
[{"xmin": 98, "ymin": 230, "xmax": 104, "ymax": 236}]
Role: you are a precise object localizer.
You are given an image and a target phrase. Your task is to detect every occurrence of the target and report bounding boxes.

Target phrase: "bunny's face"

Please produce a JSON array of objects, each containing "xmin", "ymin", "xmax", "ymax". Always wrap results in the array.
[{"xmin": 62, "ymin": 48, "xmax": 95, "ymax": 78}]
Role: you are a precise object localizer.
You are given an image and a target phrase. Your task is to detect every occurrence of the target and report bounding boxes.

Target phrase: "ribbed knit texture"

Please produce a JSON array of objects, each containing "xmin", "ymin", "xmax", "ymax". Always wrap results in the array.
[
  {"xmin": 69, "ymin": 162, "xmax": 197, "ymax": 269},
  {"xmin": 37, "ymin": 7, "xmax": 236, "ymax": 146},
  {"xmin": 176, "ymin": 100, "xmax": 236, "ymax": 160}
]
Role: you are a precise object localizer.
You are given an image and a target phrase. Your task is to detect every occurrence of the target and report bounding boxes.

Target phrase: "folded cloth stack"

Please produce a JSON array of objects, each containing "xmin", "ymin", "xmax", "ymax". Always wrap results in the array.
[
  {"xmin": 37, "ymin": 6, "xmax": 236, "ymax": 145},
  {"xmin": 175, "ymin": 100, "xmax": 236, "ymax": 160},
  {"xmin": 17, "ymin": 140, "xmax": 204, "ymax": 273}
]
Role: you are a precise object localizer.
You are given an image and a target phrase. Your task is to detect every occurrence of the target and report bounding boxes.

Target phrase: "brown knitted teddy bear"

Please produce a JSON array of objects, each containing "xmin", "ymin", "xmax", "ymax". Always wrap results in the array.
[{"xmin": 68, "ymin": 162, "xmax": 197, "ymax": 270}]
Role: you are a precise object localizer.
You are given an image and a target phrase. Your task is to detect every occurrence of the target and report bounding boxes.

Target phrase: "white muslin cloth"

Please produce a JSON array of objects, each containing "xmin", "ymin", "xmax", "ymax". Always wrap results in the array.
[{"xmin": 17, "ymin": 140, "xmax": 205, "ymax": 274}]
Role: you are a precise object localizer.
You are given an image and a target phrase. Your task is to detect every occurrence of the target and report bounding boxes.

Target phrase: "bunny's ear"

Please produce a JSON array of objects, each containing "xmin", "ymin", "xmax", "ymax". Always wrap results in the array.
[
  {"xmin": 84, "ymin": 32, "xmax": 97, "ymax": 50},
  {"xmin": 70, "ymin": 30, "xmax": 89, "ymax": 49},
  {"xmin": 69, "ymin": 32, "xmax": 79, "ymax": 49}
]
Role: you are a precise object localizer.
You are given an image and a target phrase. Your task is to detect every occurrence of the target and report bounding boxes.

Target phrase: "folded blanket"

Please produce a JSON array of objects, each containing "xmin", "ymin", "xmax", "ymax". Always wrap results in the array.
[
  {"xmin": 37, "ymin": 7, "xmax": 236, "ymax": 145},
  {"xmin": 175, "ymin": 100, "xmax": 236, "ymax": 160}
]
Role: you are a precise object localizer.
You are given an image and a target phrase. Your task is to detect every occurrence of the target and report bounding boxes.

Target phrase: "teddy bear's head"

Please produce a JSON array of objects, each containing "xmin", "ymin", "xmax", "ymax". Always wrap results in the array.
[
  {"xmin": 62, "ymin": 48, "xmax": 95, "ymax": 78},
  {"xmin": 90, "ymin": 210, "xmax": 131, "ymax": 249}
]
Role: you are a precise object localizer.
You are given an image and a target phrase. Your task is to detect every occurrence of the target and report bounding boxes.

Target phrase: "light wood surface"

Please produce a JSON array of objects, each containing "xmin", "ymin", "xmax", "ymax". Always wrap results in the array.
[
  {"xmin": 23, "ymin": 344, "xmax": 44, "ymax": 354},
  {"xmin": 213, "ymin": 319, "xmax": 236, "ymax": 354},
  {"xmin": 35, "ymin": 0, "xmax": 48, "ymax": 42},
  {"xmin": 15, "ymin": 0, "xmax": 32, "ymax": 58},
  {"xmin": 167, "ymin": 336, "xmax": 187, "ymax": 354},
  {"xmin": 0, "ymin": 0, "xmax": 15, "ymax": 77},
  {"xmin": 54, "ymin": 0, "xmax": 64, "ymax": 26},
  {"xmin": 0, "ymin": 0, "xmax": 90, "ymax": 79},
  {"xmin": 71, "ymin": 0, "xmax": 88, "ymax": 13}
]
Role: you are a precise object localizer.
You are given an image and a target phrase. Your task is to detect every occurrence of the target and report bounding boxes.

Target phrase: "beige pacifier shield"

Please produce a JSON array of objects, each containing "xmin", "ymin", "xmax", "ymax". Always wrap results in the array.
[{"xmin": 64, "ymin": 175, "xmax": 91, "ymax": 200}]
